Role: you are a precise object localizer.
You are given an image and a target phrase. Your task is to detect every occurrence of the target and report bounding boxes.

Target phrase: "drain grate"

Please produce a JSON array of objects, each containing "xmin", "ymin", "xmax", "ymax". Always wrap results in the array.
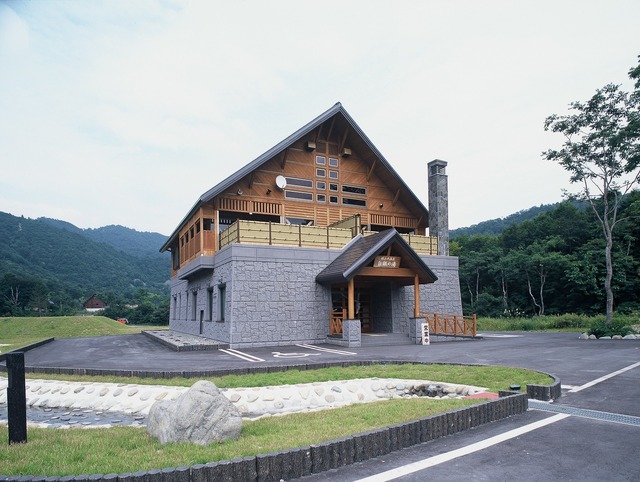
[{"xmin": 529, "ymin": 400, "xmax": 640, "ymax": 427}]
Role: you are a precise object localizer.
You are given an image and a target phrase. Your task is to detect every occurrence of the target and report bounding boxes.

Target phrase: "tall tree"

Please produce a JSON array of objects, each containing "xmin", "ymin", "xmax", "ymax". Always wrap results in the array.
[{"xmin": 542, "ymin": 56, "xmax": 640, "ymax": 325}]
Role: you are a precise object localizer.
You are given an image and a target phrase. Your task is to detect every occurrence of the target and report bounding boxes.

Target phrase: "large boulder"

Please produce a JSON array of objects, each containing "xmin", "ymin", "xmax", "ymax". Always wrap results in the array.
[{"xmin": 147, "ymin": 380, "xmax": 242, "ymax": 445}]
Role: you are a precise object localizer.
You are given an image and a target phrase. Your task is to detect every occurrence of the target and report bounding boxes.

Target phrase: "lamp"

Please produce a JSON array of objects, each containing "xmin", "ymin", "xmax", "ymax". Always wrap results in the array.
[
  {"xmin": 379, "ymin": 203, "xmax": 384, "ymax": 208},
  {"xmin": 237, "ymin": 189, "xmax": 243, "ymax": 195}
]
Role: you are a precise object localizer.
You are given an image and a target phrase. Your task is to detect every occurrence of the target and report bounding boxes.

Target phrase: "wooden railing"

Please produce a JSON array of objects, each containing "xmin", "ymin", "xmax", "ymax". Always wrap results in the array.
[
  {"xmin": 420, "ymin": 312, "xmax": 477, "ymax": 337},
  {"xmin": 400, "ymin": 233, "xmax": 438, "ymax": 255},
  {"xmin": 218, "ymin": 219, "xmax": 439, "ymax": 255},
  {"xmin": 219, "ymin": 220, "xmax": 353, "ymax": 250},
  {"xmin": 330, "ymin": 308, "xmax": 346, "ymax": 335}
]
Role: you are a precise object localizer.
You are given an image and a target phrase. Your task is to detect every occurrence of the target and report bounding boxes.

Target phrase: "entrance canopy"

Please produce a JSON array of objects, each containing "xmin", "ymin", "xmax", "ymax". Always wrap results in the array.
[
  {"xmin": 316, "ymin": 228, "xmax": 438, "ymax": 287},
  {"xmin": 317, "ymin": 229, "xmax": 438, "ymax": 320}
]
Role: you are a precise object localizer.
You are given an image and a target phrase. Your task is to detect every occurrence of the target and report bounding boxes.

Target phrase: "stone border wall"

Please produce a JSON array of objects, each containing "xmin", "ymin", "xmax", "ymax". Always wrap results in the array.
[{"xmin": 1, "ymin": 393, "xmax": 528, "ymax": 482}]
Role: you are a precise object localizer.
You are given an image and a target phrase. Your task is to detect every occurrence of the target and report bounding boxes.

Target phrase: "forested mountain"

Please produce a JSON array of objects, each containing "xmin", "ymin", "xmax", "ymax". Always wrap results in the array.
[
  {"xmin": 38, "ymin": 218, "xmax": 167, "ymax": 259},
  {"xmin": 450, "ymin": 203, "xmax": 561, "ymax": 238},
  {"xmin": 452, "ymin": 192, "xmax": 640, "ymax": 317},
  {"xmin": 0, "ymin": 212, "xmax": 170, "ymax": 316}
]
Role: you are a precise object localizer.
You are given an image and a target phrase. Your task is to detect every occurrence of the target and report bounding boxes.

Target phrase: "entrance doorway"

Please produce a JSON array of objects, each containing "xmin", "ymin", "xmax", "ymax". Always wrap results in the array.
[{"xmin": 331, "ymin": 287, "xmax": 372, "ymax": 333}]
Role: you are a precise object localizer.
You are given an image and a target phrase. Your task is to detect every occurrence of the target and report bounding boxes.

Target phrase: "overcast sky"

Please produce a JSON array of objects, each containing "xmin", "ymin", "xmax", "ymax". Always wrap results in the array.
[{"xmin": 1, "ymin": 0, "xmax": 638, "ymax": 236}]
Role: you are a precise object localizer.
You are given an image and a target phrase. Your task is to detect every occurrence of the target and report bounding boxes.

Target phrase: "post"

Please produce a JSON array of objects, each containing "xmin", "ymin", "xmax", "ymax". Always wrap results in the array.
[
  {"xmin": 413, "ymin": 274, "xmax": 420, "ymax": 318},
  {"xmin": 348, "ymin": 278, "xmax": 355, "ymax": 320},
  {"xmin": 6, "ymin": 352, "xmax": 27, "ymax": 444}
]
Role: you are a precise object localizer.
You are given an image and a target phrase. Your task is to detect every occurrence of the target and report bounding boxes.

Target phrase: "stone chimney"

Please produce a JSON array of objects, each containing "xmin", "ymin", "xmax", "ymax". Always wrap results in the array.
[{"xmin": 427, "ymin": 159, "xmax": 449, "ymax": 256}]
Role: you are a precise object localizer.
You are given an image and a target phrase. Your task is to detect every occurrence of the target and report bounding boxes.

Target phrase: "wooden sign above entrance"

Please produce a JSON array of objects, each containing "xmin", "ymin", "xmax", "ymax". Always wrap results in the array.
[{"xmin": 373, "ymin": 256, "xmax": 401, "ymax": 269}]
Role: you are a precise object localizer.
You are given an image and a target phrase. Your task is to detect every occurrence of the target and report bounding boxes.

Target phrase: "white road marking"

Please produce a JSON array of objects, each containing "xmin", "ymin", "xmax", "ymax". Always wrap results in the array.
[
  {"xmin": 272, "ymin": 351, "xmax": 320, "ymax": 358},
  {"xmin": 478, "ymin": 333, "xmax": 524, "ymax": 338},
  {"xmin": 295, "ymin": 343, "xmax": 357, "ymax": 356},
  {"xmin": 355, "ymin": 413, "xmax": 570, "ymax": 482},
  {"xmin": 219, "ymin": 349, "xmax": 265, "ymax": 362},
  {"xmin": 569, "ymin": 361, "xmax": 640, "ymax": 393}
]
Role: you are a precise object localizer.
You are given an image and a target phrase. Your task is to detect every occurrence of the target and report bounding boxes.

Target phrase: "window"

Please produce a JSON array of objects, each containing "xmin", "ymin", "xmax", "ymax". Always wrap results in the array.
[
  {"xmin": 285, "ymin": 190, "xmax": 313, "ymax": 201},
  {"xmin": 172, "ymin": 248, "xmax": 180, "ymax": 270},
  {"xmin": 342, "ymin": 185, "xmax": 366, "ymax": 196},
  {"xmin": 343, "ymin": 197, "xmax": 366, "ymax": 207},
  {"xmin": 329, "ymin": 170, "xmax": 339, "ymax": 180},
  {"xmin": 329, "ymin": 157, "xmax": 339, "ymax": 167},
  {"xmin": 207, "ymin": 288, "xmax": 213, "ymax": 321},
  {"xmin": 172, "ymin": 295, "xmax": 177, "ymax": 319},
  {"xmin": 316, "ymin": 155, "xmax": 326, "ymax": 165},
  {"xmin": 191, "ymin": 290, "xmax": 197, "ymax": 320},
  {"xmin": 329, "ymin": 195, "xmax": 339, "ymax": 204},
  {"xmin": 287, "ymin": 218, "xmax": 314, "ymax": 225},
  {"xmin": 316, "ymin": 168, "xmax": 326, "ymax": 177},
  {"xmin": 316, "ymin": 181, "xmax": 326, "ymax": 190},
  {"xmin": 329, "ymin": 183, "xmax": 338, "ymax": 192},
  {"xmin": 285, "ymin": 177, "xmax": 313, "ymax": 189},
  {"xmin": 218, "ymin": 284, "xmax": 226, "ymax": 322},
  {"xmin": 317, "ymin": 194, "xmax": 326, "ymax": 203}
]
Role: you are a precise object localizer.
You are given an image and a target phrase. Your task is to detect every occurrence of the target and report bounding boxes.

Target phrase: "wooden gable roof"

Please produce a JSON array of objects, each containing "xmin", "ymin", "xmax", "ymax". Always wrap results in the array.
[
  {"xmin": 162, "ymin": 103, "xmax": 429, "ymax": 252},
  {"xmin": 316, "ymin": 228, "xmax": 438, "ymax": 286}
]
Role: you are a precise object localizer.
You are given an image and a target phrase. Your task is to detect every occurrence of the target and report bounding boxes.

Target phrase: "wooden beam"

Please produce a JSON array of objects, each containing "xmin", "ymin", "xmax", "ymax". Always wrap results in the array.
[
  {"xmin": 326, "ymin": 117, "xmax": 335, "ymax": 143},
  {"xmin": 367, "ymin": 159, "xmax": 377, "ymax": 182},
  {"xmin": 280, "ymin": 149, "xmax": 289, "ymax": 169},
  {"xmin": 358, "ymin": 267, "xmax": 416, "ymax": 278},
  {"xmin": 392, "ymin": 189, "xmax": 401, "ymax": 206},
  {"xmin": 339, "ymin": 128, "xmax": 349, "ymax": 152},
  {"xmin": 248, "ymin": 172, "xmax": 254, "ymax": 189},
  {"xmin": 414, "ymin": 273, "xmax": 420, "ymax": 318},
  {"xmin": 348, "ymin": 278, "xmax": 355, "ymax": 319}
]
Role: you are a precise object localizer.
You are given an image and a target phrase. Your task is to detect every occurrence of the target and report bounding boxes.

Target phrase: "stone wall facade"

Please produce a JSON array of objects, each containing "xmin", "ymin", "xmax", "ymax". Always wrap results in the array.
[{"xmin": 168, "ymin": 245, "xmax": 462, "ymax": 348}]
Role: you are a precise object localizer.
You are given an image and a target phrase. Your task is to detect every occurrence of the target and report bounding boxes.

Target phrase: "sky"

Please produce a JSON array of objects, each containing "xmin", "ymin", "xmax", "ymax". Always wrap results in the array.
[{"xmin": 1, "ymin": 0, "xmax": 639, "ymax": 236}]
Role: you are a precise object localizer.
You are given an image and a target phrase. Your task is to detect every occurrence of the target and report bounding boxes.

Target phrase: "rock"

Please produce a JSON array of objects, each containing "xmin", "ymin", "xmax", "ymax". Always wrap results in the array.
[
  {"xmin": 623, "ymin": 334, "xmax": 637, "ymax": 340},
  {"xmin": 589, "ymin": 334, "xmax": 597, "ymax": 340},
  {"xmin": 578, "ymin": 333, "xmax": 589, "ymax": 340},
  {"xmin": 599, "ymin": 336, "xmax": 612, "ymax": 340},
  {"xmin": 612, "ymin": 335, "xmax": 622, "ymax": 340},
  {"xmin": 147, "ymin": 380, "xmax": 242, "ymax": 445}
]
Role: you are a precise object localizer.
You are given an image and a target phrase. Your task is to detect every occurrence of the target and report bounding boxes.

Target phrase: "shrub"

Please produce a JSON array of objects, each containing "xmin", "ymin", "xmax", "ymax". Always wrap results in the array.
[{"xmin": 588, "ymin": 319, "xmax": 634, "ymax": 337}]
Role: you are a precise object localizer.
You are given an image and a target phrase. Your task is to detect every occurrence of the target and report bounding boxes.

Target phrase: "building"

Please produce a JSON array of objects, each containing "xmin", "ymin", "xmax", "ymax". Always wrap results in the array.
[
  {"xmin": 83, "ymin": 294, "xmax": 107, "ymax": 312},
  {"xmin": 160, "ymin": 103, "xmax": 463, "ymax": 348}
]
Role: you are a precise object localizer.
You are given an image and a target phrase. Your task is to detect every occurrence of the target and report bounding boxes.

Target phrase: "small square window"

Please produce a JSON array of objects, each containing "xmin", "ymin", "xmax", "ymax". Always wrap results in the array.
[
  {"xmin": 317, "ymin": 194, "xmax": 326, "ymax": 203},
  {"xmin": 329, "ymin": 158, "xmax": 339, "ymax": 167},
  {"xmin": 329, "ymin": 183, "xmax": 338, "ymax": 192},
  {"xmin": 316, "ymin": 181, "xmax": 326, "ymax": 190},
  {"xmin": 316, "ymin": 155, "xmax": 326, "ymax": 165},
  {"xmin": 329, "ymin": 195, "xmax": 339, "ymax": 204},
  {"xmin": 329, "ymin": 170, "xmax": 339, "ymax": 180},
  {"xmin": 316, "ymin": 168, "xmax": 326, "ymax": 177}
]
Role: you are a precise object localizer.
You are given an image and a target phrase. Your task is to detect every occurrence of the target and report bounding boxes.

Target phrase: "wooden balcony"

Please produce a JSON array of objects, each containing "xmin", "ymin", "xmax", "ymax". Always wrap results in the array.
[
  {"xmin": 219, "ymin": 219, "xmax": 439, "ymax": 254},
  {"xmin": 219, "ymin": 220, "xmax": 353, "ymax": 250}
]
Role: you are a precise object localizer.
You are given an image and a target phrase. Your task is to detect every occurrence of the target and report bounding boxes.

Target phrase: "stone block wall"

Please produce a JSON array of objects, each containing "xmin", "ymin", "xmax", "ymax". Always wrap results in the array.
[
  {"xmin": 168, "ymin": 246, "xmax": 462, "ymax": 347},
  {"xmin": 392, "ymin": 255, "xmax": 463, "ymax": 332}
]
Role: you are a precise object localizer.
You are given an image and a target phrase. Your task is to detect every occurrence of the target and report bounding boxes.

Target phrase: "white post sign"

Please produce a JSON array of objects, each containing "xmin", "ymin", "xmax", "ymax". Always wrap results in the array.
[{"xmin": 421, "ymin": 322, "xmax": 430, "ymax": 345}]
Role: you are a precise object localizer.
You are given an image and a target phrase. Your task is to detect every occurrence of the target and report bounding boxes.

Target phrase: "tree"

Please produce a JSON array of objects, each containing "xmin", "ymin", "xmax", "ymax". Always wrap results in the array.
[{"xmin": 542, "ymin": 56, "xmax": 640, "ymax": 325}]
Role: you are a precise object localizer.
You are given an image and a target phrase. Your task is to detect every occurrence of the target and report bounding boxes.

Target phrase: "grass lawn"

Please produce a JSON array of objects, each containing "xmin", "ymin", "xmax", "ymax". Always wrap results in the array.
[
  {"xmin": 0, "ymin": 316, "xmax": 167, "ymax": 353},
  {"xmin": 0, "ymin": 397, "xmax": 480, "ymax": 476},
  {"xmin": 29, "ymin": 363, "xmax": 553, "ymax": 393}
]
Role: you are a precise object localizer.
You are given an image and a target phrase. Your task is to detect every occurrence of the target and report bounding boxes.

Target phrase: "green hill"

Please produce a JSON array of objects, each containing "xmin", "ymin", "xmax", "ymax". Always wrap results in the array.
[{"xmin": 0, "ymin": 212, "xmax": 169, "ymax": 315}]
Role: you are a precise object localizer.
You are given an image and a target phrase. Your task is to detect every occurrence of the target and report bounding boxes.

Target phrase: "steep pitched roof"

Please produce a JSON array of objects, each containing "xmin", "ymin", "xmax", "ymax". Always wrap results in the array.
[
  {"xmin": 315, "ymin": 228, "xmax": 438, "ymax": 286},
  {"xmin": 161, "ymin": 102, "xmax": 428, "ymax": 252}
]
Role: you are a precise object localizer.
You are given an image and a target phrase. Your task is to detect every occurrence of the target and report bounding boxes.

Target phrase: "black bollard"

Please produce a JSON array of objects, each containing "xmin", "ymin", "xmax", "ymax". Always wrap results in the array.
[{"xmin": 6, "ymin": 352, "xmax": 27, "ymax": 444}]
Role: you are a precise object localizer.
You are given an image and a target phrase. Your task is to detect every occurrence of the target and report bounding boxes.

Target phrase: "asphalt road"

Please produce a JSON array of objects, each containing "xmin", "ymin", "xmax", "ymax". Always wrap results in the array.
[{"xmin": 17, "ymin": 332, "xmax": 640, "ymax": 481}]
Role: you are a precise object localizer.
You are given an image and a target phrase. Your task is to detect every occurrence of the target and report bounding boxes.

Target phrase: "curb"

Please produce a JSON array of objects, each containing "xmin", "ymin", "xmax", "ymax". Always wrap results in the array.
[{"xmin": 0, "ymin": 392, "xmax": 528, "ymax": 481}]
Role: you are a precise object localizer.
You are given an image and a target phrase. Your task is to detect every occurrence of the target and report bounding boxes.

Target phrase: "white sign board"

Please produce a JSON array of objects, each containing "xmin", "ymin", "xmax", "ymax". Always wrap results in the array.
[{"xmin": 421, "ymin": 323, "xmax": 430, "ymax": 346}]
